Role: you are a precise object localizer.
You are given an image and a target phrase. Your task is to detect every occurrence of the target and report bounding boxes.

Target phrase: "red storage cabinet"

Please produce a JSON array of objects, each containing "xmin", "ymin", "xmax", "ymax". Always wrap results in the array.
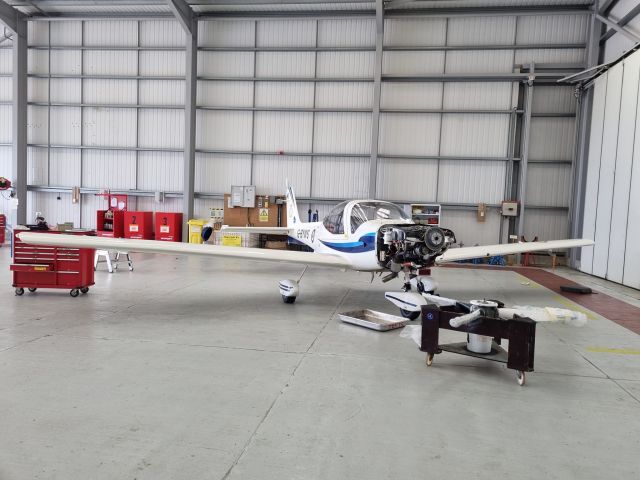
[
  {"xmin": 11, "ymin": 229, "xmax": 95, "ymax": 297},
  {"xmin": 0, "ymin": 214, "xmax": 5, "ymax": 246},
  {"xmin": 97, "ymin": 209, "xmax": 125, "ymax": 238},
  {"xmin": 155, "ymin": 212, "xmax": 183, "ymax": 242},
  {"xmin": 124, "ymin": 211, "xmax": 153, "ymax": 239}
]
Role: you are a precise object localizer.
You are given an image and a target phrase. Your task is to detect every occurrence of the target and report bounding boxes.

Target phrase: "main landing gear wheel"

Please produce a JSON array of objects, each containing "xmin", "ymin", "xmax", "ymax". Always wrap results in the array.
[
  {"xmin": 400, "ymin": 309, "xmax": 420, "ymax": 321},
  {"xmin": 15, "ymin": 287, "xmax": 24, "ymax": 296},
  {"xmin": 282, "ymin": 295, "xmax": 296, "ymax": 304},
  {"xmin": 80, "ymin": 287, "xmax": 89, "ymax": 294},
  {"xmin": 28, "ymin": 288, "xmax": 37, "ymax": 293},
  {"xmin": 517, "ymin": 370, "xmax": 526, "ymax": 386},
  {"xmin": 70, "ymin": 289, "xmax": 80, "ymax": 298}
]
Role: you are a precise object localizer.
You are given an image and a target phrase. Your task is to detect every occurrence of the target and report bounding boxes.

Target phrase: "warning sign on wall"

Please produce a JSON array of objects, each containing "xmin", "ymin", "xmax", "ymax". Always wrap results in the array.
[{"xmin": 258, "ymin": 208, "xmax": 269, "ymax": 222}]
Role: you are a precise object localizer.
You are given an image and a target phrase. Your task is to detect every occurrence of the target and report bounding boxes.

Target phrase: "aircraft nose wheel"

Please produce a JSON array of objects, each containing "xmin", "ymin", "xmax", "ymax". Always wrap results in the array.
[
  {"xmin": 282, "ymin": 295, "xmax": 296, "ymax": 304},
  {"xmin": 400, "ymin": 309, "xmax": 420, "ymax": 321}
]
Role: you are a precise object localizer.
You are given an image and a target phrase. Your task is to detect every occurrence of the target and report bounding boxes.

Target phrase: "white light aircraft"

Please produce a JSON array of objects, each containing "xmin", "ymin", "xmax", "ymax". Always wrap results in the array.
[{"xmin": 18, "ymin": 182, "xmax": 594, "ymax": 319}]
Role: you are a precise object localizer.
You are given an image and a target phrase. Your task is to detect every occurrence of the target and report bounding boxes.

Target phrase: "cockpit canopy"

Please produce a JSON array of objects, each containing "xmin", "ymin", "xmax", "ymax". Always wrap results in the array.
[{"xmin": 323, "ymin": 200, "xmax": 410, "ymax": 234}]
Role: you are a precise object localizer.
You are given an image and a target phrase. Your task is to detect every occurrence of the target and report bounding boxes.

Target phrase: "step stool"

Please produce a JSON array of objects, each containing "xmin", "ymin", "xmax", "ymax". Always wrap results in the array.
[{"xmin": 94, "ymin": 250, "xmax": 134, "ymax": 273}]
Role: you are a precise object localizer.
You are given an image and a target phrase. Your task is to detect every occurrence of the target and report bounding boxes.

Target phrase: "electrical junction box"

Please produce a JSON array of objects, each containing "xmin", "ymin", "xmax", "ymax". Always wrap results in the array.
[
  {"xmin": 230, "ymin": 186, "xmax": 256, "ymax": 208},
  {"xmin": 501, "ymin": 201, "xmax": 518, "ymax": 217}
]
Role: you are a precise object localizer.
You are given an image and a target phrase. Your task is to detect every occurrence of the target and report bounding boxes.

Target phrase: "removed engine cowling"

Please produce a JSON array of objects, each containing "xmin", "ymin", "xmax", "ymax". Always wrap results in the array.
[{"xmin": 377, "ymin": 224, "xmax": 455, "ymax": 271}]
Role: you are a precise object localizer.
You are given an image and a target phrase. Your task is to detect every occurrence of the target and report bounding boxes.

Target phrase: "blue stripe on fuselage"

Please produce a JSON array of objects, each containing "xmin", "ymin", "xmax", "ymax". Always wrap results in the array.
[{"xmin": 320, "ymin": 233, "xmax": 376, "ymax": 253}]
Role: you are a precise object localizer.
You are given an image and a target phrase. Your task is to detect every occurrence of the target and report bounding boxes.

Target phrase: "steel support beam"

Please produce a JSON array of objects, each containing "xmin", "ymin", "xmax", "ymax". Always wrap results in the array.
[
  {"xmin": 0, "ymin": 0, "xmax": 20, "ymax": 33},
  {"xmin": 516, "ymin": 69, "xmax": 535, "ymax": 244},
  {"xmin": 368, "ymin": 0, "xmax": 383, "ymax": 199},
  {"xmin": 595, "ymin": 12, "xmax": 640, "ymax": 45},
  {"xmin": 599, "ymin": 4, "xmax": 640, "ymax": 44},
  {"xmin": 168, "ymin": 0, "xmax": 197, "ymax": 241}
]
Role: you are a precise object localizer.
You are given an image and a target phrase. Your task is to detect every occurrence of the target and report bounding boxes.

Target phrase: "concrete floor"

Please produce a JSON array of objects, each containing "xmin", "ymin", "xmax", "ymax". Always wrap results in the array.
[{"xmin": 0, "ymin": 246, "xmax": 639, "ymax": 480}]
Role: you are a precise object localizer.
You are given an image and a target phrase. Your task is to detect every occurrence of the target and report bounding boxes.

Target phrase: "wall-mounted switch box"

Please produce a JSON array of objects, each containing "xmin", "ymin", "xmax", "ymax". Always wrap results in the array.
[{"xmin": 501, "ymin": 201, "xmax": 518, "ymax": 217}]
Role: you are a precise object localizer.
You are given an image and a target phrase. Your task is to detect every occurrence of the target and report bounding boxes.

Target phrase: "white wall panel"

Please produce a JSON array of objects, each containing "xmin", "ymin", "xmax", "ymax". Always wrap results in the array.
[
  {"xmin": 199, "ymin": 81, "xmax": 252, "ymax": 107},
  {"xmin": 50, "ymin": 21, "xmax": 81, "ymax": 46},
  {"xmin": 376, "ymin": 158, "xmax": 438, "ymax": 202},
  {"xmin": 526, "ymin": 164, "xmax": 572, "ymax": 208},
  {"xmin": 137, "ymin": 152, "xmax": 183, "ymax": 191},
  {"xmin": 253, "ymin": 156, "xmax": 311, "ymax": 197},
  {"xmin": 441, "ymin": 209, "xmax": 501, "ymax": 246},
  {"xmin": 318, "ymin": 19, "xmax": 375, "ymax": 47},
  {"xmin": 378, "ymin": 113, "xmax": 440, "ymax": 156},
  {"xmin": 443, "ymin": 83, "xmax": 513, "ymax": 110},
  {"xmin": 254, "ymin": 112, "xmax": 313, "ymax": 152},
  {"xmin": 609, "ymin": 54, "xmax": 640, "ymax": 284},
  {"xmin": 255, "ymin": 82, "xmax": 313, "ymax": 108},
  {"xmin": 84, "ymin": 51, "xmax": 137, "ymax": 76},
  {"xmin": 83, "ymin": 21, "xmax": 138, "ymax": 46},
  {"xmin": 50, "ymin": 50, "xmax": 81, "ymax": 75},
  {"xmin": 524, "ymin": 209, "xmax": 568, "ymax": 241},
  {"xmin": 50, "ymin": 78, "xmax": 81, "ymax": 103},
  {"xmin": 257, "ymin": 20, "xmax": 315, "ymax": 47},
  {"xmin": 83, "ymin": 108, "xmax": 136, "ymax": 147},
  {"xmin": 580, "ymin": 74, "xmax": 607, "ymax": 274},
  {"xmin": 514, "ymin": 49, "xmax": 585, "ymax": 66},
  {"xmin": 438, "ymin": 160, "xmax": 506, "ymax": 204},
  {"xmin": 440, "ymin": 115, "xmax": 509, "ymax": 157},
  {"xmin": 194, "ymin": 198, "xmax": 224, "ymax": 220},
  {"xmin": 383, "ymin": 52, "xmax": 445, "ymax": 75},
  {"xmin": 195, "ymin": 154, "xmax": 251, "ymax": 193},
  {"xmin": 317, "ymin": 52, "xmax": 374, "ymax": 78},
  {"xmin": 0, "ymin": 78, "xmax": 11, "ymax": 102},
  {"xmin": 531, "ymin": 86, "xmax": 576, "ymax": 114},
  {"xmin": 140, "ymin": 20, "xmax": 184, "ymax": 47},
  {"xmin": 196, "ymin": 111, "xmax": 252, "ymax": 151},
  {"xmin": 83, "ymin": 79, "xmax": 136, "ymax": 104},
  {"xmin": 314, "ymin": 113, "xmax": 371, "ymax": 155},
  {"xmin": 384, "ymin": 18, "xmax": 446, "ymax": 46},
  {"xmin": 141, "ymin": 80, "xmax": 185, "ymax": 106},
  {"xmin": 446, "ymin": 50, "xmax": 513, "ymax": 74},
  {"xmin": 381, "ymin": 83, "xmax": 442, "ymax": 109},
  {"xmin": 592, "ymin": 64, "xmax": 623, "ymax": 278},
  {"xmin": 28, "ymin": 22, "xmax": 49, "ymax": 46},
  {"xmin": 27, "ymin": 106, "xmax": 48, "ymax": 145},
  {"xmin": 50, "ymin": 106, "xmax": 80, "ymax": 145},
  {"xmin": 27, "ymin": 147, "xmax": 48, "ymax": 185},
  {"xmin": 448, "ymin": 16, "xmax": 516, "ymax": 45},
  {"xmin": 516, "ymin": 15, "xmax": 587, "ymax": 45},
  {"xmin": 312, "ymin": 157, "xmax": 368, "ymax": 198},
  {"xmin": 198, "ymin": 20, "xmax": 255, "ymax": 47},
  {"xmin": 0, "ymin": 105, "xmax": 11, "ymax": 143},
  {"xmin": 256, "ymin": 52, "xmax": 314, "ymax": 78},
  {"xmin": 27, "ymin": 192, "xmax": 80, "ymax": 227},
  {"xmin": 137, "ymin": 196, "xmax": 182, "ymax": 215},
  {"xmin": 139, "ymin": 109, "xmax": 184, "ymax": 149},
  {"xmin": 28, "ymin": 78, "xmax": 48, "ymax": 103},
  {"xmin": 80, "ymin": 194, "xmax": 107, "ymax": 229},
  {"xmin": 28, "ymin": 50, "xmax": 48, "ymax": 75},
  {"xmin": 0, "ymin": 50, "xmax": 11, "ymax": 74},
  {"xmin": 198, "ymin": 52, "xmax": 254, "ymax": 77},
  {"xmin": 529, "ymin": 118, "xmax": 576, "ymax": 161},
  {"xmin": 624, "ymin": 89, "xmax": 640, "ymax": 288},
  {"xmin": 140, "ymin": 51, "xmax": 185, "ymax": 77},
  {"xmin": 82, "ymin": 150, "xmax": 136, "ymax": 189},
  {"xmin": 315, "ymin": 82, "xmax": 372, "ymax": 109},
  {"xmin": 49, "ymin": 149, "xmax": 81, "ymax": 187}
]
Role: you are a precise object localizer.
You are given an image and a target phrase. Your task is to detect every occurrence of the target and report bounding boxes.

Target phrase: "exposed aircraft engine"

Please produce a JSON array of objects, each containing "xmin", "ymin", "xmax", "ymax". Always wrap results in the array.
[{"xmin": 377, "ymin": 224, "xmax": 455, "ymax": 272}]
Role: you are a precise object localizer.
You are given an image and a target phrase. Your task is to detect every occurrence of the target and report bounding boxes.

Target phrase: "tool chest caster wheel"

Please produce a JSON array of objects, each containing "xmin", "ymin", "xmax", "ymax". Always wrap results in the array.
[
  {"xmin": 15, "ymin": 287, "xmax": 24, "ymax": 296},
  {"xmin": 28, "ymin": 288, "xmax": 37, "ymax": 293},
  {"xmin": 426, "ymin": 353, "xmax": 434, "ymax": 366},
  {"xmin": 70, "ymin": 289, "xmax": 80, "ymax": 298},
  {"xmin": 516, "ymin": 371, "xmax": 526, "ymax": 386},
  {"xmin": 80, "ymin": 287, "xmax": 89, "ymax": 294}
]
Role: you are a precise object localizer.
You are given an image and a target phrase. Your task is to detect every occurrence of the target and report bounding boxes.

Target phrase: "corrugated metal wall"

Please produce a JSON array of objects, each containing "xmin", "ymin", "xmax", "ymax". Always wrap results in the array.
[
  {"xmin": 0, "ymin": 12, "xmax": 587, "ymax": 245},
  {"xmin": 0, "ymin": 39, "xmax": 11, "ymax": 220}
]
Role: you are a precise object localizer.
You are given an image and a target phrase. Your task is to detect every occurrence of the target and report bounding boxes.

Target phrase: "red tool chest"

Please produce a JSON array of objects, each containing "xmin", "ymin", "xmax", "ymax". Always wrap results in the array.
[
  {"xmin": 124, "ymin": 211, "xmax": 153, "ymax": 239},
  {"xmin": 11, "ymin": 229, "xmax": 96, "ymax": 297},
  {"xmin": 155, "ymin": 212, "xmax": 182, "ymax": 242},
  {"xmin": 0, "ymin": 214, "xmax": 6, "ymax": 246},
  {"xmin": 97, "ymin": 209, "xmax": 125, "ymax": 238}
]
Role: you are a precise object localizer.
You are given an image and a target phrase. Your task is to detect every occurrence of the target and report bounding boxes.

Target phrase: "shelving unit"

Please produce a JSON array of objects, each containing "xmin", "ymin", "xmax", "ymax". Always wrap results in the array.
[{"xmin": 411, "ymin": 204, "xmax": 441, "ymax": 226}]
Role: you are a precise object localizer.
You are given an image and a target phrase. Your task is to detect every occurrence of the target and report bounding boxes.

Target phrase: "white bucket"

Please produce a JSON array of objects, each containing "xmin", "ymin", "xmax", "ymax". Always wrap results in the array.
[{"xmin": 467, "ymin": 333, "xmax": 493, "ymax": 354}]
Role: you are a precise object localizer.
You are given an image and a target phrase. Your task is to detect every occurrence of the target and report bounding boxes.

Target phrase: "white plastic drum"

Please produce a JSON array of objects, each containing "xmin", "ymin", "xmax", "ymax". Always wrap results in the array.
[{"xmin": 467, "ymin": 300, "xmax": 498, "ymax": 354}]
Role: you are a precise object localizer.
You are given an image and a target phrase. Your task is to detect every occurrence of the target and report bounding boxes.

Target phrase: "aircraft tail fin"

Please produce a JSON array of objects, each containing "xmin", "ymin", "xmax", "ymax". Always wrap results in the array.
[{"xmin": 285, "ymin": 179, "xmax": 300, "ymax": 228}]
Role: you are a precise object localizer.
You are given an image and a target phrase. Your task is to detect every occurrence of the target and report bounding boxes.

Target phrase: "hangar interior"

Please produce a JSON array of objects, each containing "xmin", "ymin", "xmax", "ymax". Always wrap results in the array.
[{"xmin": 0, "ymin": 1, "xmax": 639, "ymax": 479}]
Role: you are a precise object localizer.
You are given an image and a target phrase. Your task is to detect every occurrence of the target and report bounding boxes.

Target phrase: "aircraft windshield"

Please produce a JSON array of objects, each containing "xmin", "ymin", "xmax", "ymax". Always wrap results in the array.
[
  {"xmin": 350, "ymin": 201, "xmax": 409, "ymax": 233},
  {"xmin": 323, "ymin": 201, "xmax": 349, "ymax": 234}
]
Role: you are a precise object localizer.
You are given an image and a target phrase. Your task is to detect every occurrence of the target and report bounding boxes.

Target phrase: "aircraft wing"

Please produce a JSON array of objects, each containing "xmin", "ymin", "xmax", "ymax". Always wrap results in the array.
[
  {"xmin": 17, "ymin": 232, "xmax": 350, "ymax": 269},
  {"xmin": 220, "ymin": 226, "xmax": 291, "ymax": 235},
  {"xmin": 435, "ymin": 239, "xmax": 595, "ymax": 264}
]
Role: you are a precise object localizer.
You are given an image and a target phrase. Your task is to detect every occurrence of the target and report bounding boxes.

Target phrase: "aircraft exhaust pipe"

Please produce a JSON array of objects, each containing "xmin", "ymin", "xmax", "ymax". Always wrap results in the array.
[{"xmin": 381, "ymin": 272, "xmax": 398, "ymax": 283}]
